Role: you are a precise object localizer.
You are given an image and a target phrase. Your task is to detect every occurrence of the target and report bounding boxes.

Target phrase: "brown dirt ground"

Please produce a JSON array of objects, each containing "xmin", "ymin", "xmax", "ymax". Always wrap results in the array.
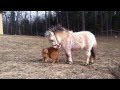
[{"xmin": 0, "ymin": 34, "xmax": 120, "ymax": 79}]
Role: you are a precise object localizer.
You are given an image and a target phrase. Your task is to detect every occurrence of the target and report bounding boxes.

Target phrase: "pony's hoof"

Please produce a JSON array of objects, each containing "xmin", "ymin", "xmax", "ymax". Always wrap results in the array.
[
  {"xmin": 85, "ymin": 63, "xmax": 89, "ymax": 66},
  {"xmin": 89, "ymin": 62, "xmax": 93, "ymax": 65},
  {"xmin": 85, "ymin": 62, "xmax": 93, "ymax": 66},
  {"xmin": 67, "ymin": 61, "xmax": 73, "ymax": 64},
  {"xmin": 44, "ymin": 60, "xmax": 48, "ymax": 63}
]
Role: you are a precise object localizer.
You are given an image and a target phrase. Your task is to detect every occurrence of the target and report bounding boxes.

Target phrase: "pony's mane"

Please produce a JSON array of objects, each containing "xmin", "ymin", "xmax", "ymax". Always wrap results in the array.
[
  {"xmin": 45, "ymin": 24, "xmax": 73, "ymax": 37},
  {"xmin": 48, "ymin": 24, "xmax": 69, "ymax": 32}
]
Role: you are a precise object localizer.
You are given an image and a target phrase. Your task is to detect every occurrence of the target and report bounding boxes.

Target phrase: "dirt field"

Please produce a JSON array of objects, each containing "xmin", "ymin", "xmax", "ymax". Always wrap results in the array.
[{"xmin": 0, "ymin": 34, "xmax": 120, "ymax": 79}]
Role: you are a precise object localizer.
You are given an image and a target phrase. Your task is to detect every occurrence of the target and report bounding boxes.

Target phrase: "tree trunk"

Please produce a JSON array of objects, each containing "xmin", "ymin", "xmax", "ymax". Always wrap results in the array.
[
  {"xmin": 56, "ymin": 11, "xmax": 59, "ymax": 24},
  {"xmin": 110, "ymin": 11, "xmax": 113, "ymax": 36},
  {"xmin": 4, "ymin": 12, "xmax": 8, "ymax": 34},
  {"xmin": 66, "ymin": 11, "xmax": 69, "ymax": 29},
  {"xmin": 105, "ymin": 11, "xmax": 108, "ymax": 36},
  {"xmin": 16, "ymin": 11, "xmax": 20, "ymax": 35},
  {"xmin": 18, "ymin": 11, "xmax": 21, "ymax": 34},
  {"xmin": 60, "ymin": 12, "xmax": 62, "ymax": 25},
  {"xmin": 30, "ymin": 11, "xmax": 33, "ymax": 35},
  {"xmin": 82, "ymin": 11, "xmax": 85, "ymax": 31},
  {"xmin": 48, "ymin": 11, "xmax": 51, "ymax": 27},
  {"xmin": 78, "ymin": 21, "xmax": 79, "ymax": 31},
  {"xmin": 24, "ymin": 12, "xmax": 28, "ymax": 35},
  {"xmin": 36, "ymin": 11, "xmax": 38, "ymax": 35},
  {"xmin": 21, "ymin": 12, "xmax": 24, "ymax": 35},
  {"xmin": 10, "ymin": 11, "xmax": 16, "ymax": 35},
  {"xmin": 45, "ymin": 11, "xmax": 47, "ymax": 31},
  {"xmin": 94, "ymin": 11, "xmax": 97, "ymax": 35},
  {"xmin": 100, "ymin": 11, "xmax": 103, "ymax": 35}
]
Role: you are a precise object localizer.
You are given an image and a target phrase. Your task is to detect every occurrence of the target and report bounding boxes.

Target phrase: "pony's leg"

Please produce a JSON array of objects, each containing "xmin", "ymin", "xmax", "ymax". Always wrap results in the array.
[
  {"xmin": 89, "ymin": 55, "xmax": 93, "ymax": 64},
  {"xmin": 65, "ymin": 51, "xmax": 73, "ymax": 64},
  {"xmin": 85, "ymin": 49, "xmax": 91, "ymax": 65},
  {"xmin": 89, "ymin": 46, "xmax": 96, "ymax": 64}
]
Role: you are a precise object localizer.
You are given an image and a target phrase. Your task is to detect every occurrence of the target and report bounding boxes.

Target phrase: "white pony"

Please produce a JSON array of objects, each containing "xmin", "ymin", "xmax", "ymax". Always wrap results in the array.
[{"xmin": 45, "ymin": 25, "xmax": 97, "ymax": 65}]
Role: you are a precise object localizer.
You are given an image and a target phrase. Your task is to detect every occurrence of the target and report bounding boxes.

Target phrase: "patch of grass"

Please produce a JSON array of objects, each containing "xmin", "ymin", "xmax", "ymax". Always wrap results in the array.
[
  {"xmin": 108, "ymin": 65, "xmax": 120, "ymax": 79},
  {"xmin": 0, "ymin": 35, "xmax": 120, "ymax": 79}
]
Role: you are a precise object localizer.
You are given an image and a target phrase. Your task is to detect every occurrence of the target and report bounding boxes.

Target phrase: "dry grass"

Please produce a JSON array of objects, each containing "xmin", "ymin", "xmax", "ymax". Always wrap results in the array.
[{"xmin": 0, "ymin": 35, "xmax": 120, "ymax": 79}]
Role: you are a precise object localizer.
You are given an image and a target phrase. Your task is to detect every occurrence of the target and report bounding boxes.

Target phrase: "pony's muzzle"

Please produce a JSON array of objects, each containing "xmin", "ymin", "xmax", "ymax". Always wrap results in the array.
[{"xmin": 52, "ymin": 44, "xmax": 61, "ymax": 48}]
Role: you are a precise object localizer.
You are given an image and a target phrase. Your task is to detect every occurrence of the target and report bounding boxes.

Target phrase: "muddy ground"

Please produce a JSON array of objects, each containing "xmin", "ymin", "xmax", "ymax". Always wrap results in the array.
[{"xmin": 0, "ymin": 35, "xmax": 120, "ymax": 79}]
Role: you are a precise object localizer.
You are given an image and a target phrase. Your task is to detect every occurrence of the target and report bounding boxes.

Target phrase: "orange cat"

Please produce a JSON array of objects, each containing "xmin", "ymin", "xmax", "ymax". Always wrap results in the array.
[{"xmin": 42, "ymin": 47, "xmax": 59, "ymax": 63}]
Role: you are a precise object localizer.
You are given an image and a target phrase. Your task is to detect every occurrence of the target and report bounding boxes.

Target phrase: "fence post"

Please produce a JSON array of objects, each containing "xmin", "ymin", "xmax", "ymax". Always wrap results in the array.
[{"xmin": 0, "ymin": 12, "xmax": 3, "ymax": 34}]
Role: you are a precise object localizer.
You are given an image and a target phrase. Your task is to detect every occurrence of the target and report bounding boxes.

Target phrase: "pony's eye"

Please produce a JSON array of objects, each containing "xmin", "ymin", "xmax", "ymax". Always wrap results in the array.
[{"xmin": 50, "ymin": 40, "xmax": 54, "ymax": 42}]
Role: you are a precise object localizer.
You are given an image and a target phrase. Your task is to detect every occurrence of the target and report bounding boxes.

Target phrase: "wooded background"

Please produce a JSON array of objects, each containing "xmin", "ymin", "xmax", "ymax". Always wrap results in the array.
[{"xmin": 2, "ymin": 11, "xmax": 120, "ymax": 36}]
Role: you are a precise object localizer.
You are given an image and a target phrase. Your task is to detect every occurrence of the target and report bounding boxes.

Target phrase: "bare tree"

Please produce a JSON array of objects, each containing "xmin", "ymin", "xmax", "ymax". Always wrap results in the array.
[
  {"xmin": 66, "ymin": 11, "xmax": 69, "ymax": 29},
  {"xmin": 18, "ymin": 11, "xmax": 23, "ymax": 35},
  {"xmin": 36, "ymin": 11, "xmax": 38, "ymax": 35},
  {"xmin": 56, "ymin": 11, "xmax": 59, "ymax": 24},
  {"xmin": 100, "ymin": 11, "xmax": 103, "ymax": 35},
  {"xmin": 59, "ymin": 11, "xmax": 62, "ymax": 25},
  {"xmin": 105, "ymin": 11, "xmax": 108, "ymax": 36},
  {"xmin": 10, "ymin": 11, "xmax": 15, "ymax": 35},
  {"xmin": 109, "ymin": 11, "xmax": 113, "ymax": 36},
  {"xmin": 82, "ymin": 11, "xmax": 85, "ymax": 31},
  {"xmin": 45, "ymin": 11, "xmax": 47, "ymax": 30},
  {"xmin": 30, "ymin": 11, "xmax": 33, "ymax": 35},
  {"xmin": 77, "ymin": 20, "xmax": 79, "ymax": 32},
  {"xmin": 24, "ymin": 11, "xmax": 28, "ymax": 35},
  {"xmin": 4, "ymin": 12, "xmax": 9, "ymax": 34},
  {"xmin": 16, "ymin": 11, "xmax": 21, "ymax": 35},
  {"xmin": 94, "ymin": 11, "xmax": 97, "ymax": 34},
  {"xmin": 48, "ymin": 11, "xmax": 52, "ymax": 27}
]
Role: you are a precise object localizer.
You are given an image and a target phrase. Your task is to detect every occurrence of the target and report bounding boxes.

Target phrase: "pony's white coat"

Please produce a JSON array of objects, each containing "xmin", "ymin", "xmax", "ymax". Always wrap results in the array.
[
  {"xmin": 46, "ymin": 26, "xmax": 97, "ymax": 65},
  {"xmin": 69, "ymin": 31, "xmax": 97, "ymax": 50}
]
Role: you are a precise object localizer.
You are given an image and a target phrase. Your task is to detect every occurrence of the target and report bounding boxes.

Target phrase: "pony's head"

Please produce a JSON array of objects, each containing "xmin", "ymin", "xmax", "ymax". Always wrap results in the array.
[{"xmin": 45, "ymin": 25, "xmax": 64, "ymax": 48}]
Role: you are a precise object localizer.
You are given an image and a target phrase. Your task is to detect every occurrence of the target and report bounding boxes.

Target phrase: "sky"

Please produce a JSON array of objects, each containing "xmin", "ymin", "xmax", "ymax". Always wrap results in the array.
[
  {"xmin": 16, "ymin": 11, "xmax": 55, "ymax": 18},
  {"xmin": 3, "ymin": 11, "xmax": 56, "ymax": 21}
]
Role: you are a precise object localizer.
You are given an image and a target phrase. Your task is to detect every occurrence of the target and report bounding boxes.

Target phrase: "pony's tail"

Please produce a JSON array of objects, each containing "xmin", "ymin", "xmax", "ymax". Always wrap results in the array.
[
  {"xmin": 91, "ymin": 43, "xmax": 97, "ymax": 59},
  {"xmin": 91, "ymin": 47, "xmax": 96, "ymax": 60}
]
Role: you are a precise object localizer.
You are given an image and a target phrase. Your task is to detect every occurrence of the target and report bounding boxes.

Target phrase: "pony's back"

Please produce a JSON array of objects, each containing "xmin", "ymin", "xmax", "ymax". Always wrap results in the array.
[
  {"xmin": 71, "ymin": 31, "xmax": 97, "ymax": 49},
  {"xmin": 78, "ymin": 31, "xmax": 97, "ymax": 46}
]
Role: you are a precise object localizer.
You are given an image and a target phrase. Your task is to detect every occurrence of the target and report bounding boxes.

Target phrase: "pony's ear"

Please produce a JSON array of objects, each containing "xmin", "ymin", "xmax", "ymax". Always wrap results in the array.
[
  {"xmin": 45, "ymin": 31, "xmax": 50, "ymax": 37},
  {"xmin": 48, "ymin": 25, "xmax": 53, "ymax": 30},
  {"xmin": 56, "ymin": 24, "xmax": 63, "ymax": 31},
  {"xmin": 57, "ymin": 24, "xmax": 62, "ymax": 27},
  {"xmin": 45, "ymin": 31, "xmax": 54, "ymax": 37}
]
